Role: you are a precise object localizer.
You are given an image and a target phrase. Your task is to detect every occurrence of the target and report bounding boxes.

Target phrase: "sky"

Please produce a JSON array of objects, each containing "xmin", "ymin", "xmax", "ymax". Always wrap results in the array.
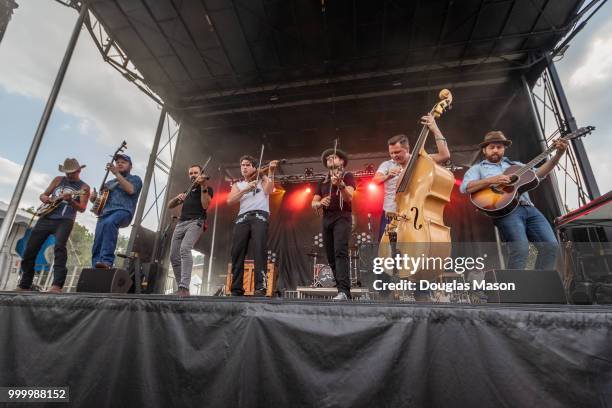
[
  {"xmin": 0, "ymin": 0, "xmax": 166, "ymax": 234},
  {"xmin": 0, "ymin": 0, "xmax": 610, "ymax": 238}
]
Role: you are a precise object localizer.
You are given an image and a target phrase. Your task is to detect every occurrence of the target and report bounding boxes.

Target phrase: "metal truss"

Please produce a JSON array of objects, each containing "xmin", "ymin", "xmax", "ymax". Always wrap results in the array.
[
  {"xmin": 53, "ymin": 0, "xmax": 163, "ymax": 106},
  {"xmin": 529, "ymin": 69, "xmax": 590, "ymax": 211},
  {"xmin": 139, "ymin": 110, "xmax": 180, "ymax": 232}
]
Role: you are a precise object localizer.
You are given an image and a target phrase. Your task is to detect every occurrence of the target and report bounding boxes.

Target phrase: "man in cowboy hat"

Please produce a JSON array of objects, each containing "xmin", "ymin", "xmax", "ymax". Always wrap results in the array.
[
  {"xmin": 460, "ymin": 131, "xmax": 568, "ymax": 270},
  {"xmin": 90, "ymin": 153, "xmax": 143, "ymax": 269},
  {"xmin": 312, "ymin": 148, "xmax": 356, "ymax": 300},
  {"xmin": 16, "ymin": 158, "xmax": 90, "ymax": 294}
]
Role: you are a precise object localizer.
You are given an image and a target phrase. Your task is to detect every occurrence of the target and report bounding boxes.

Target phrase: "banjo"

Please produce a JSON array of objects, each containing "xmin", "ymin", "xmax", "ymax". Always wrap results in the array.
[{"xmin": 91, "ymin": 140, "xmax": 127, "ymax": 216}]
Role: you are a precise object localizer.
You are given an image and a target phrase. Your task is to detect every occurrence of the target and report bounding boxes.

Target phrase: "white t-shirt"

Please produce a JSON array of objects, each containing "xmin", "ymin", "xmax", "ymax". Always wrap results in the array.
[
  {"xmin": 235, "ymin": 180, "xmax": 270, "ymax": 215},
  {"xmin": 376, "ymin": 159, "xmax": 405, "ymax": 213}
]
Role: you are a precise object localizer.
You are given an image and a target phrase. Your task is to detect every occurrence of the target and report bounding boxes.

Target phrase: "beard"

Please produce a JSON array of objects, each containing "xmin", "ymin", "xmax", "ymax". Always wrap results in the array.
[{"xmin": 486, "ymin": 154, "xmax": 502, "ymax": 163}]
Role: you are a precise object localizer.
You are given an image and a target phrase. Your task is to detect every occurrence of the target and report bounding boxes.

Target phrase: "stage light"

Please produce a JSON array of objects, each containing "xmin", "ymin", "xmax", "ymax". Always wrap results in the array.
[
  {"xmin": 368, "ymin": 182, "xmax": 376, "ymax": 191},
  {"xmin": 306, "ymin": 187, "xmax": 312, "ymax": 194}
]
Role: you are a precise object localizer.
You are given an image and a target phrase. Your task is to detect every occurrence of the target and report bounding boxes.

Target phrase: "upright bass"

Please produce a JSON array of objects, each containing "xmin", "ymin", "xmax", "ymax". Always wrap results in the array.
[{"xmin": 378, "ymin": 89, "xmax": 454, "ymax": 279}]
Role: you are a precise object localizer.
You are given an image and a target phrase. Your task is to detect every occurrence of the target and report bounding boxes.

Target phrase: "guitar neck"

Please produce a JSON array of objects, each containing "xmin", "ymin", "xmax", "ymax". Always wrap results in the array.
[
  {"xmin": 99, "ymin": 170, "xmax": 111, "ymax": 191},
  {"xmin": 519, "ymin": 146, "xmax": 555, "ymax": 174}
]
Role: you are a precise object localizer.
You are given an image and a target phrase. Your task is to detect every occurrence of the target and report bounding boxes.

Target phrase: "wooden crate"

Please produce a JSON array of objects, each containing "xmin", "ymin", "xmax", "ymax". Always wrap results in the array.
[{"xmin": 225, "ymin": 261, "xmax": 278, "ymax": 296}]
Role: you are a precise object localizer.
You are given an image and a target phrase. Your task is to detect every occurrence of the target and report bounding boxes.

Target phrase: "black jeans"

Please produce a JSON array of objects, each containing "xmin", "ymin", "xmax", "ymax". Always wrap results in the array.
[
  {"xmin": 20, "ymin": 217, "xmax": 74, "ymax": 289},
  {"xmin": 322, "ymin": 213, "xmax": 351, "ymax": 296},
  {"xmin": 230, "ymin": 211, "xmax": 268, "ymax": 295}
]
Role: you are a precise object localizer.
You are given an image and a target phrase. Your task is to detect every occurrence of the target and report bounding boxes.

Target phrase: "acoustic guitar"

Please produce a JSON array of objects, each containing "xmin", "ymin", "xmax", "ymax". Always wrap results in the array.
[
  {"xmin": 470, "ymin": 126, "xmax": 594, "ymax": 217},
  {"xmin": 91, "ymin": 140, "xmax": 127, "ymax": 216},
  {"xmin": 35, "ymin": 189, "xmax": 88, "ymax": 217}
]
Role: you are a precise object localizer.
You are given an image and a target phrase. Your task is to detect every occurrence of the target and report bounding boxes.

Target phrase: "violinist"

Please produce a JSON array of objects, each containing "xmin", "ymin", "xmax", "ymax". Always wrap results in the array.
[
  {"xmin": 311, "ymin": 149, "xmax": 356, "ymax": 301},
  {"xmin": 167, "ymin": 164, "xmax": 213, "ymax": 297},
  {"xmin": 227, "ymin": 155, "xmax": 278, "ymax": 296}
]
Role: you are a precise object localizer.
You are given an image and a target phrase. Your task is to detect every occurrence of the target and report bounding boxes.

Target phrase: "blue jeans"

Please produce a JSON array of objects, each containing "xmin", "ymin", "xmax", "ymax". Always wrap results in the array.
[
  {"xmin": 92, "ymin": 210, "xmax": 132, "ymax": 266},
  {"xmin": 494, "ymin": 205, "xmax": 558, "ymax": 270}
]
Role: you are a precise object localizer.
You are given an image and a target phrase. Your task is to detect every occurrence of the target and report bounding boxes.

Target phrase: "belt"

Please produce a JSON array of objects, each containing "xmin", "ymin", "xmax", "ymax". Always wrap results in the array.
[{"xmin": 235, "ymin": 210, "xmax": 269, "ymax": 224}]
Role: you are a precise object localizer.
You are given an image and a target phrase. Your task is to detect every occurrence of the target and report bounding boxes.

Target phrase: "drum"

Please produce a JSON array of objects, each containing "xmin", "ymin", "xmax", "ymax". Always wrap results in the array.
[{"xmin": 315, "ymin": 264, "xmax": 335, "ymax": 288}]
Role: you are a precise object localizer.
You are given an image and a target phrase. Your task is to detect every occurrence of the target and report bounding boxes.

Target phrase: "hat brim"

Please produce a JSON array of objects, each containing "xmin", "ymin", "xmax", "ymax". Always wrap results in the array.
[
  {"xmin": 58, "ymin": 164, "xmax": 86, "ymax": 173},
  {"xmin": 321, "ymin": 148, "xmax": 349, "ymax": 166},
  {"xmin": 479, "ymin": 140, "xmax": 512, "ymax": 148}
]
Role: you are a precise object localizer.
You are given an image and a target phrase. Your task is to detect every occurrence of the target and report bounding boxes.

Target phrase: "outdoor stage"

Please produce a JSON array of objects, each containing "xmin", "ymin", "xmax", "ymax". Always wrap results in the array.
[{"xmin": 1, "ymin": 292, "xmax": 611, "ymax": 408}]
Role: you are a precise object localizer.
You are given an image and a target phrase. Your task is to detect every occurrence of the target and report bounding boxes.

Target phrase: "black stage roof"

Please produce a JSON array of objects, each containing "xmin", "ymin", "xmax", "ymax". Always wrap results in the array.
[{"xmin": 87, "ymin": 0, "xmax": 585, "ymax": 162}]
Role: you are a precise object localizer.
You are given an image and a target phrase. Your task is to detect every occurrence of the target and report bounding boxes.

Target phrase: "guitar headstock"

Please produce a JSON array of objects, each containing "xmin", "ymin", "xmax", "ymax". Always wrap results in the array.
[
  {"xmin": 431, "ymin": 89, "xmax": 453, "ymax": 119},
  {"xmin": 563, "ymin": 126, "xmax": 595, "ymax": 141}
]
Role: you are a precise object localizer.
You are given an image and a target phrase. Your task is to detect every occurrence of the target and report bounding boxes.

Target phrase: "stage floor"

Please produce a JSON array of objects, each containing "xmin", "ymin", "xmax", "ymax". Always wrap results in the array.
[{"xmin": 1, "ymin": 292, "xmax": 611, "ymax": 408}]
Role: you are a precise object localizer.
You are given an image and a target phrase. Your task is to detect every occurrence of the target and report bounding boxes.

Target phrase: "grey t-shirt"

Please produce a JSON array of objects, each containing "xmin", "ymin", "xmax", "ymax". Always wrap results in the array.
[{"xmin": 377, "ymin": 159, "xmax": 405, "ymax": 213}]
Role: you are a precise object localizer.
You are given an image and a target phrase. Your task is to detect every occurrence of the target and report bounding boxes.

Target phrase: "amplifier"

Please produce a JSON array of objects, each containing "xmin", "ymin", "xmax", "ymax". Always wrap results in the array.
[
  {"xmin": 77, "ymin": 268, "xmax": 131, "ymax": 293},
  {"xmin": 483, "ymin": 269, "xmax": 567, "ymax": 304},
  {"xmin": 225, "ymin": 261, "xmax": 278, "ymax": 296}
]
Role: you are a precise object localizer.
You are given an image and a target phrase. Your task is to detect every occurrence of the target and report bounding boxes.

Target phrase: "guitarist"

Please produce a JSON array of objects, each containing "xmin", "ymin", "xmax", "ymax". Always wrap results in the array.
[
  {"xmin": 459, "ymin": 131, "xmax": 568, "ymax": 269},
  {"xmin": 311, "ymin": 149, "xmax": 356, "ymax": 300},
  {"xmin": 16, "ymin": 158, "xmax": 90, "ymax": 293},
  {"xmin": 167, "ymin": 164, "xmax": 213, "ymax": 297},
  {"xmin": 90, "ymin": 154, "xmax": 143, "ymax": 269}
]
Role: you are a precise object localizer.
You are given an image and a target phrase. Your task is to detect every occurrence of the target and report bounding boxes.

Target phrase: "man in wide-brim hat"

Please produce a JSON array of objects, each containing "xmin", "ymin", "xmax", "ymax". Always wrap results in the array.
[
  {"xmin": 459, "ymin": 130, "xmax": 568, "ymax": 270},
  {"xmin": 58, "ymin": 157, "xmax": 86, "ymax": 173},
  {"xmin": 320, "ymin": 148, "xmax": 349, "ymax": 168},
  {"xmin": 16, "ymin": 158, "xmax": 90, "ymax": 294},
  {"xmin": 312, "ymin": 147, "xmax": 356, "ymax": 301}
]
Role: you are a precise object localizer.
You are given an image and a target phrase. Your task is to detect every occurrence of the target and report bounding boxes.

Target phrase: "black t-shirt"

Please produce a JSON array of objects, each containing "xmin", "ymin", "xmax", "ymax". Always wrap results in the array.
[
  {"xmin": 315, "ymin": 172, "xmax": 356, "ymax": 216},
  {"xmin": 180, "ymin": 185, "xmax": 214, "ymax": 221}
]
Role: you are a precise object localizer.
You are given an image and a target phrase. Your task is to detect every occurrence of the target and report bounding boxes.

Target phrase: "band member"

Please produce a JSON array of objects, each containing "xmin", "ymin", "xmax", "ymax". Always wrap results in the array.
[
  {"xmin": 167, "ymin": 165, "xmax": 213, "ymax": 296},
  {"xmin": 17, "ymin": 158, "xmax": 90, "ymax": 293},
  {"xmin": 90, "ymin": 154, "xmax": 142, "ymax": 269},
  {"xmin": 227, "ymin": 156, "xmax": 278, "ymax": 296},
  {"xmin": 372, "ymin": 114, "xmax": 451, "ymax": 239},
  {"xmin": 460, "ymin": 131, "xmax": 568, "ymax": 269},
  {"xmin": 312, "ymin": 149, "xmax": 356, "ymax": 300}
]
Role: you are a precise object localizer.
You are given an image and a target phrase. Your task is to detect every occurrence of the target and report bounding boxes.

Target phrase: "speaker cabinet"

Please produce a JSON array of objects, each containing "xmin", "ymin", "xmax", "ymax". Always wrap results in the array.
[
  {"xmin": 77, "ymin": 268, "xmax": 132, "ymax": 293},
  {"xmin": 484, "ymin": 269, "xmax": 567, "ymax": 303}
]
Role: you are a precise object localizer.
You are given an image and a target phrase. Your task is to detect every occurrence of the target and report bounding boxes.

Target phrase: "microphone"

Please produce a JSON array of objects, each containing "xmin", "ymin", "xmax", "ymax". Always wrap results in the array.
[{"xmin": 367, "ymin": 213, "xmax": 372, "ymax": 234}]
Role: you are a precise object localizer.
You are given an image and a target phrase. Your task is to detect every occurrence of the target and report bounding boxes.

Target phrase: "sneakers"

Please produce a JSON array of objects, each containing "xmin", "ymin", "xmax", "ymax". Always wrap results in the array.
[
  {"xmin": 332, "ymin": 292, "xmax": 349, "ymax": 301},
  {"xmin": 48, "ymin": 285, "xmax": 62, "ymax": 294},
  {"xmin": 175, "ymin": 288, "xmax": 190, "ymax": 297},
  {"xmin": 253, "ymin": 288, "xmax": 267, "ymax": 297}
]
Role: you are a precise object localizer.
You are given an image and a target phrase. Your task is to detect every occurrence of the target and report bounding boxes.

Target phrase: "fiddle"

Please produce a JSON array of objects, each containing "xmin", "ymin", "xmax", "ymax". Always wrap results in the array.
[
  {"xmin": 185, "ymin": 157, "xmax": 212, "ymax": 192},
  {"xmin": 245, "ymin": 159, "xmax": 286, "ymax": 182}
]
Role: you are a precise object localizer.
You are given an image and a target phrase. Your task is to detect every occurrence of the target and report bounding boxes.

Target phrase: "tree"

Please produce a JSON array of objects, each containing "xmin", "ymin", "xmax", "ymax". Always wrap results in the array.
[{"xmin": 67, "ymin": 222, "xmax": 94, "ymax": 266}]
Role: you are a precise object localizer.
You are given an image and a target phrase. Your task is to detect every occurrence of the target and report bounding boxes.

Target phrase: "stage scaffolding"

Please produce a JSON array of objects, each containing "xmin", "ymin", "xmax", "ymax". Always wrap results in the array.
[{"xmin": 0, "ymin": 0, "xmax": 607, "ymax": 291}]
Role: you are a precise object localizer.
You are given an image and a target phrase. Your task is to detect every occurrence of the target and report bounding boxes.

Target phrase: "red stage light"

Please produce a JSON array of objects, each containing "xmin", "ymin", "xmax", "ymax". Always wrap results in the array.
[
  {"xmin": 306, "ymin": 187, "xmax": 311, "ymax": 194},
  {"xmin": 368, "ymin": 182, "xmax": 377, "ymax": 191}
]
